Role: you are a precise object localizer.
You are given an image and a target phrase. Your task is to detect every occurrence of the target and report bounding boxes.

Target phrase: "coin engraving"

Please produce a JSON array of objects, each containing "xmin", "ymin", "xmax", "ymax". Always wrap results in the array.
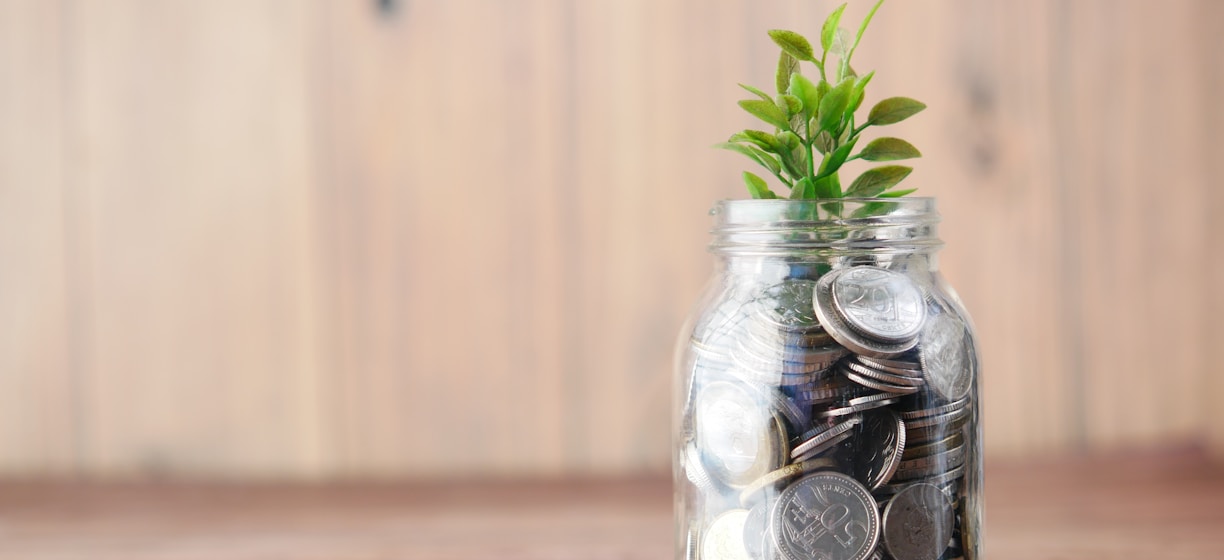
[
  {"xmin": 882, "ymin": 483, "xmax": 954, "ymax": 560},
  {"xmin": 704, "ymin": 509, "xmax": 755, "ymax": 560},
  {"xmin": 918, "ymin": 314, "xmax": 973, "ymax": 402},
  {"xmin": 772, "ymin": 472, "xmax": 880, "ymax": 560},
  {"xmin": 833, "ymin": 268, "xmax": 926, "ymax": 343}
]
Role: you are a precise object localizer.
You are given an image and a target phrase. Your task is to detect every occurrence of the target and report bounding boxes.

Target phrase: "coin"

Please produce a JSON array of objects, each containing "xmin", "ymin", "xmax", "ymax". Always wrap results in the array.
[
  {"xmin": 892, "ymin": 444, "xmax": 966, "ymax": 481},
  {"xmin": 814, "ymin": 270, "xmax": 919, "ymax": 357},
  {"xmin": 703, "ymin": 509, "xmax": 754, "ymax": 560},
  {"xmin": 818, "ymin": 394, "xmax": 900, "ymax": 419},
  {"xmin": 918, "ymin": 314, "xmax": 973, "ymax": 402},
  {"xmin": 904, "ymin": 413, "xmax": 970, "ymax": 445},
  {"xmin": 739, "ymin": 457, "xmax": 838, "ymax": 506},
  {"xmin": 899, "ymin": 398, "xmax": 969, "ymax": 421},
  {"xmin": 792, "ymin": 416, "xmax": 862, "ymax": 459},
  {"xmin": 683, "ymin": 441, "xmax": 718, "ymax": 492},
  {"xmin": 754, "ymin": 278, "xmax": 824, "ymax": 332},
  {"xmin": 845, "ymin": 361, "xmax": 927, "ymax": 387},
  {"xmin": 696, "ymin": 381, "xmax": 788, "ymax": 487},
  {"xmin": 877, "ymin": 465, "xmax": 966, "ymax": 495},
  {"xmin": 859, "ymin": 355, "xmax": 922, "ymax": 371},
  {"xmin": 792, "ymin": 431, "xmax": 855, "ymax": 463},
  {"xmin": 856, "ymin": 355, "xmax": 924, "ymax": 377},
  {"xmin": 902, "ymin": 433, "xmax": 965, "ymax": 461},
  {"xmin": 844, "ymin": 409, "xmax": 907, "ymax": 490},
  {"xmin": 881, "ymin": 483, "xmax": 954, "ymax": 560},
  {"xmin": 844, "ymin": 370, "xmax": 922, "ymax": 395},
  {"xmin": 772, "ymin": 472, "xmax": 881, "ymax": 560},
  {"xmin": 831, "ymin": 267, "xmax": 927, "ymax": 343},
  {"xmin": 904, "ymin": 407, "xmax": 969, "ymax": 431},
  {"xmin": 743, "ymin": 501, "xmax": 774, "ymax": 560}
]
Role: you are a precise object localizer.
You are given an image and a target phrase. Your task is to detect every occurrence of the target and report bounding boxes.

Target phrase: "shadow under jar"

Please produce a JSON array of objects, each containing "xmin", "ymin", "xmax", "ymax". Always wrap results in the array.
[{"xmin": 674, "ymin": 199, "xmax": 982, "ymax": 560}]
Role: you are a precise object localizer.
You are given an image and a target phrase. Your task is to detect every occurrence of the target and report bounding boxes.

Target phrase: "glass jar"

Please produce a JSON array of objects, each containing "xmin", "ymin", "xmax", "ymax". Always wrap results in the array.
[{"xmin": 674, "ymin": 198, "xmax": 982, "ymax": 560}]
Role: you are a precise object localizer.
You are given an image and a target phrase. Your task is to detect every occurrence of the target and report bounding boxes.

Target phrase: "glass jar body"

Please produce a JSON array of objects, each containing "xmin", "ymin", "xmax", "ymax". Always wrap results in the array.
[{"xmin": 674, "ymin": 199, "xmax": 982, "ymax": 560}]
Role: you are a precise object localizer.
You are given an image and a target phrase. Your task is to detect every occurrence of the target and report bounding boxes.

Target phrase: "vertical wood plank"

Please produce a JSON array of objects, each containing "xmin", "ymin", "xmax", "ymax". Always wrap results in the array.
[
  {"xmin": 0, "ymin": 0, "xmax": 74, "ymax": 475},
  {"xmin": 322, "ymin": 0, "xmax": 576, "ymax": 476},
  {"xmin": 69, "ymin": 0, "xmax": 331, "ymax": 477},
  {"xmin": 1201, "ymin": 0, "xmax": 1224, "ymax": 459}
]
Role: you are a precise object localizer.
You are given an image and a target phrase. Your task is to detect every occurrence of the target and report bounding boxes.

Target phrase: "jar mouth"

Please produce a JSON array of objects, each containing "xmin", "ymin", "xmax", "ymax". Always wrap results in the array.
[{"xmin": 709, "ymin": 198, "xmax": 943, "ymax": 256}]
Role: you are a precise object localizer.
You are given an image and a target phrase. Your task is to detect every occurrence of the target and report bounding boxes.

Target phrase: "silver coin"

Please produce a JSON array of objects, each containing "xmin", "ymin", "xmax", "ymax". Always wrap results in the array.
[
  {"xmin": 703, "ymin": 509, "xmax": 754, "ymax": 560},
  {"xmin": 794, "ymin": 380, "xmax": 862, "ymax": 404},
  {"xmin": 902, "ymin": 433, "xmax": 965, "ymax": 461},
  {"xmin": 831, "ymin": 267, "xmax": 927, "ymax": 343},
  {"xmin": 899, "ymin": 398, "xmax": 969, "ymax": 421},
  {"xmin": 918, "ymin": 314, "xmax": 974, "ymax": 402},
  {"xmin": 904, "ymin": 407, "xmax": 969, "ymax": 431},
  {"xmin": 856, "ymin": 355, "xmax": 923, "ymax": 377},
  {"xmin": 754, "ymin": 279, "xmax": 824, "ymax": 332},
  {"xmin": 858, "ymin": 356, "xmax": 922, "ymax": 371},
  {"xmin": 792, "ymin": 430, "xmax": 855, "ymax": 463},
  {"xmin": 792, "ymin": 416, "xmax": 862, "ymax": 459},
  {"xmin": 881, "ymin": 483, "xmax": 954, "ymax": 560},
  {"xmin": 818, "ymin": 395, "xmax": 901, "ymax": 419},
  {"xmin": 743, "ymin": 501, "xmax": 774, "ymax": 560},
  {"xmin": 877, "ymin": 465, "xmax": 965, "ymax": 495},
  {"xmin": 844, "ymin": 370, "xmax": 922, "ymax": 395},
  {"xmin": 739, "ymin": 457, "xmax": 838, "ymax": 507},
  {"xmin": 845, "ymin": 361, "xmax": 927, "ymax": 388},
  {"xmin": 683, "ymin": 441, "xmax": 718, "ymax": 492},
  {"xmin": 772, "ymin": 472, "xmax": 881, "ymax": 560},
  {"xmin": 845, "ymin": 409, "xmax": 907, "ymax": 490},
  {"xmin": 904, "ymin": 413, "xmax": 970, "ymax": 445},
  {"xmin": 892, "ymin": 445, "xmax": 966, "ymax": 482},
  {"xmin": 696, "ymin": 381, "xmax": 788, "ymax": 488},
  {"xmin": 815, "ymin": 270, "xmax": 919, "ymax": 357}
]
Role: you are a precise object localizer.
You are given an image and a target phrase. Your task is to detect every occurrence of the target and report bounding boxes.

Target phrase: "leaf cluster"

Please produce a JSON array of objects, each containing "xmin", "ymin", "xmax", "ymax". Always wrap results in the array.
[{"xmin": 716, "ymin": 0, "xmax": 926, "ymax": 200}]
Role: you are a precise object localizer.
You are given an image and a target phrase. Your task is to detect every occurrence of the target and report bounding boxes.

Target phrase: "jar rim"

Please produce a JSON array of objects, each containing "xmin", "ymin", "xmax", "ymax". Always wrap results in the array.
[{"xmin": 709, "ymin": 197, "xmax": 942, "ymax": 255}]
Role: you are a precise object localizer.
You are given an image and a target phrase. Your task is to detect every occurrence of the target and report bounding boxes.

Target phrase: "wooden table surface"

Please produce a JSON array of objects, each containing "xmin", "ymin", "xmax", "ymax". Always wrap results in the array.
[{"xmin": 2, "ymin": 449, "xmax": 1223, "ymax": 560}]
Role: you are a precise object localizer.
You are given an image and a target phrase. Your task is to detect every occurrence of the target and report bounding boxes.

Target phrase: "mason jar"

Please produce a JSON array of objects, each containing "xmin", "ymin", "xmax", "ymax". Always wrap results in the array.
[{"xmin": 674, "ymin": 198, "xmax": 982, "ymax": 560}]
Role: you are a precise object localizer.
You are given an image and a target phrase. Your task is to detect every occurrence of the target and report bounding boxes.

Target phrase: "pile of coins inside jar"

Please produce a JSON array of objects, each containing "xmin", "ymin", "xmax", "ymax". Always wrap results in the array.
[{"xmin": 683, "ymin": 265, "xmax": 976, "ymax": 560}]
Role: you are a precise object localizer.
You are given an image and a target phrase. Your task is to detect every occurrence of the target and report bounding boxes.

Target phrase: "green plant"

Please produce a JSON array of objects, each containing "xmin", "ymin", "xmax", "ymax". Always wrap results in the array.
[{"xmin": 717, "ymin": 0, "xmax": 926, "ymax": 200}]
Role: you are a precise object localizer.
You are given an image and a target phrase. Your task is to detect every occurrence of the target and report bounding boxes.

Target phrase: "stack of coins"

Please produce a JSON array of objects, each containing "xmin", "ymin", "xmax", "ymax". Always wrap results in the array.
[{"xmin": 683, "ymin": 265, "xmax": 977, "ymax": 560}]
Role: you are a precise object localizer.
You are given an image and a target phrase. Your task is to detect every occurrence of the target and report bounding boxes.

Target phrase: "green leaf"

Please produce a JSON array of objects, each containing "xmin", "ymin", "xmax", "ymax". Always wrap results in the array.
[
  {"xmin": 814, "ymin": 130, "xmax": 835, "ymax": 154},
  {"xmin": 817, "ymin": 137, "xmax": 859, "ymax": 177},
  {"xmin": 879, "ymin": 187, "xmax": 917, "ymax": 198},
  {"xmin": 829, "ymin": 171, "xmax": 842, "ymax": 197},
  {"xmin": 791, "ymin": 177, "xmax": 815, "ymax": 199},
  {"xmin": 812, "ymin": 174, "xmax": 836, "ymax": 199},
  {"xmin": 821, "ymin": 4, "xmax": 848, "ymax": 52},
  {"xmin": 731, "ymin": 129, "xmax": 783, "ymax": 152},
  {"xmin": 849, "ymin": 0, "xmax": 886, "ymax": 60},
  {"xmin": 829, "ymin": 27, "xmax": 852, "ymax": 57},
  {"xmin": 777, "ymin": 94, "xmax": 803, "ymax": 117},
  {"xmin": 788, "ymin": 73, "xmax": 822, "ymax": 119},
  {"xmin": 850, "ymin": 201, "xmax": 896, "ymax": 218},
  {"xmin": 776, "ymin": 131, "xmax": 803, "ymax": 151},
  {"xmin": 817, "ymin": 77, "xmax": 856, "ymax": 134},
  {"xmin": 739, "ymin": 83, "xmax": 773, "ymax": 102},
  {"xmin": 847, "ymin": 70, "xmax": 874, "ymax": 113},
  {"xmin": 742, "ymin": 171, "xmax": 778, "ymax": 199},
  {"xmin": 846, "ymin": 165, "xmax": 913, "ymax": 197},
  {"xmin": 867, "ymin": 97, "xmax": 927, "ymax": 126},
  {"xmin": 714, "ymin": 142, "xmax": 781, "ymax": 175},
  {"xmin": 776, "ymin": 52, "xmax": 800, "ymax": 94},
  {"xmin": 768, "ymin": 29, "xmax": 816, "ymax": 62},
  {"xmin": 739, "ymin": 99, "xmax": 791, "ymax": 130},
  {"xmin": 858, "ymin": 137, "xmax": 922, "ymax": 161}
]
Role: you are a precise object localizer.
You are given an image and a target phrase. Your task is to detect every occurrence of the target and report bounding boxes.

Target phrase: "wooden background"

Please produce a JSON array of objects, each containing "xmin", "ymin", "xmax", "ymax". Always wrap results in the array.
[{"xmin": 1, "ymin": 0, "xmax": 1221, "ymax": 479}]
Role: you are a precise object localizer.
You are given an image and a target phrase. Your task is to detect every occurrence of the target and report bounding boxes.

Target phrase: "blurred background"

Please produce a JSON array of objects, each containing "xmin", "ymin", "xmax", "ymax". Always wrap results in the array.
[{"xmin": 2, "ymin": 0, "xmax": 1223, "ymax": 482}]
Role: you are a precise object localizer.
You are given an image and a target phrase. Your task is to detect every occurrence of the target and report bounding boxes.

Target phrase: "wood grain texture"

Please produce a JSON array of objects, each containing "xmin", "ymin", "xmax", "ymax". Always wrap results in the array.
[
  {"xmin": 0, "ymin": 0, "xmax": 74, "ymax": 474},
  {"xmin": 1, "ymin": 450, "xmax": 1222, "ymax": 559},
  {"xmin": 0, "ymin": 0, "xmax": 1220, "ymax": 477},
  {"xmin": 65, "ymin": 0, "xmax": 331, "ymax": 477}
]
